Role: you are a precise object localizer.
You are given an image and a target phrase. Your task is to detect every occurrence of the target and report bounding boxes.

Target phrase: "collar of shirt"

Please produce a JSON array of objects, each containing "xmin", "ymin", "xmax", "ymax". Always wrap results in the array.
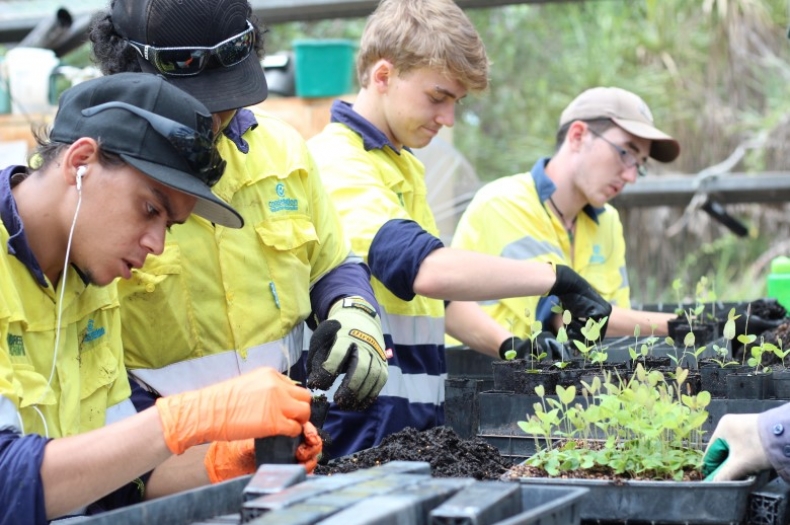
[
  {"xmin": 0, "ymin": 165, "xmax": 49, "ymax": 287},
  {"xmin": 329, "ymin": 100, "xmax": 412, "ymax": 154},
  {"xmin": 222, "ymin": 108, "xmax": 258, "ymax": 154},
  {"xmin": 531, "ymin": 157, "xmax": 604, "ymax": 224}
]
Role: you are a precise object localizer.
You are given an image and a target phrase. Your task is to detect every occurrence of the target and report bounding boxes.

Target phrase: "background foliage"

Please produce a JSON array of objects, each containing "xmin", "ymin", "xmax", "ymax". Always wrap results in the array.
[{"xmin": 264, "ymin": 0, "xmax": 790, "ymax": 305}]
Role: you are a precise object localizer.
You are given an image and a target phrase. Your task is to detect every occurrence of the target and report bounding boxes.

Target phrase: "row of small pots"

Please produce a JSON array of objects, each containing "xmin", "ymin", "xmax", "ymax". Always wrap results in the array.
[{"xmin": 491, "ymin": 358, "xmax": 790, "ymax": 399}]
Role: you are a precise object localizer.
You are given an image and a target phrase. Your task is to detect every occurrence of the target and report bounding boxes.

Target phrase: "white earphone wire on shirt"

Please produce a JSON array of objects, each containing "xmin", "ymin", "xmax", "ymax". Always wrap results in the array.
[{"xmin": 30, "ymin": 170, "xmax": 84, "ymax": 436}]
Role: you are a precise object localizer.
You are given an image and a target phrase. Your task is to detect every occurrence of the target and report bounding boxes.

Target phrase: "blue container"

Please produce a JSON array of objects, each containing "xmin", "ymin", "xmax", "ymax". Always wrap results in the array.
[{"xmin": 293, "ymin": 39, "xmax": 356, "ymax": 98}]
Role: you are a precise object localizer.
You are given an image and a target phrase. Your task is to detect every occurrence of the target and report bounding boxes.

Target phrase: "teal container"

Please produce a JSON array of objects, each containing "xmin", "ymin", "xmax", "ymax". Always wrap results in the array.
[
  {"xmin": 0, "ymin": 58, "xmax": 10, "ymax": 115},
  {"xmin": 293, "ymin": 39, "xmax": 356, "ymax": 98},
  {"xmin": 767, "ymin": 256, "xmax": 790, "ymax": 310}
]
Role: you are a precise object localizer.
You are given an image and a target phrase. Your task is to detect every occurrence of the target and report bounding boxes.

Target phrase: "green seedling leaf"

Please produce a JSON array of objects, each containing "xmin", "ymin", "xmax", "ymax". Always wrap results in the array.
[
  {"xmin": 737, "ymin": 334, "xmax": 757, "ymax": 345},
  {"xmin": 683, "ymin": 332, "xmax": 695, "ymax": 347},
  {"xmin": 633, "ymin": 324, "xmax": 641, "ymax": 338},
  {"xmin": 562, "ymin": 309, "xmax": 572, "ymax": 325},
  {"xmin": 723, "ymin": 318, "xmax": 736, "ymax": 341},
  {"xmin": 504, "ymin": 349, "xmax": 517, "ymax": 361},
  {"xmin": 535, "ymin": 385, "xmax": 545, "ymax": 398},
  {"xmin": 557, "ymin": 385, "xmax": 576, "ymax": 405},
  {"xmin": 556, "ymin": 326, "xmax": 568, "ymax": 344}
]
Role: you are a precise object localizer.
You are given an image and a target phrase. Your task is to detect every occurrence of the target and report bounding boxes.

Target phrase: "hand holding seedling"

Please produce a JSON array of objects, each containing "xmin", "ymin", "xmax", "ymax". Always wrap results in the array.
[
  {"xmin": 306, "ymin": 296, "xmax": 388, "ymax": 410},
  {"xmin": 549, "ymin": 265, "xmax": 612, "ymax": 342}
]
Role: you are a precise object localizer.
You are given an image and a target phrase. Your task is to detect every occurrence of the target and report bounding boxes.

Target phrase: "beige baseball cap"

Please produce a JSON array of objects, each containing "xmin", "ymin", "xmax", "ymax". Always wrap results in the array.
[{"xmin": 559, "ymin": 87, "xmax": 680, "ymax": 163}]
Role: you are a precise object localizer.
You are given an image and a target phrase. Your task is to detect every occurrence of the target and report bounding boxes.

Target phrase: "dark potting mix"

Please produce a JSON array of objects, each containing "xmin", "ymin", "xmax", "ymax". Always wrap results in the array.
[{"xmin": 315, "ymin": 426, "xmax": 511, "ymax": 480}]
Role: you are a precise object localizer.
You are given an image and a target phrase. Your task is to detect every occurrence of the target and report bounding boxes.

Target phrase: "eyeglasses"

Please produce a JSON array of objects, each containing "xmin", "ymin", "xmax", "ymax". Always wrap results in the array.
[
  {"xmin": 127, "ymin": 21, "xmax": 255, "ymax": 77},
  {"xmin": 589, "ymin": 129, "xmax": 648, "ymax": 178},
  {"xmin": 81, "ymin": 101, "xmax": 226, "ymax": 187}
]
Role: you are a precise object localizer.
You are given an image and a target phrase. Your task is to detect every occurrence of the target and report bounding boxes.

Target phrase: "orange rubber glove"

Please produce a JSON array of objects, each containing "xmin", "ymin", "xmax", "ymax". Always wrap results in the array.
[
  {"xmin": 295, "ymin": 422, "xmax": 322, "ymax": 474},
  {"xmin": 204, "ymin": 439, "xmax": 255, "ymax": 484},
  {"xmin": 156, "ymin": 367, "xmax": 311, "ymax": 455}
]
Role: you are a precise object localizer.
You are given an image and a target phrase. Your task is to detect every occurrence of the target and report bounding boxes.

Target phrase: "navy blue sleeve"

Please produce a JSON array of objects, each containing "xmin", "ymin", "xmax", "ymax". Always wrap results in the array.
[
  {"xmin": 368, "ymin": 219, "xmax": 444, "ymax": 302},
  {"xmin": 0, "ymin": 431, "xmax": 49, "ymax": 525},
  {"xmin": 309, "ymin": 262, "xmax": 381, "ymax": 329},
  {"xmin": 128, "ymin": 374, "xmax": 157, "ymax": 412}
]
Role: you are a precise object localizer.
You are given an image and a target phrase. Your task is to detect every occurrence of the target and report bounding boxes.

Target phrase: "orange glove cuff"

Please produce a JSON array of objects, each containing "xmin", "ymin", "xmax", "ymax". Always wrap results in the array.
[{"xmin": 205, "ymin": 439, "xmax": 256, "ymax": 484}]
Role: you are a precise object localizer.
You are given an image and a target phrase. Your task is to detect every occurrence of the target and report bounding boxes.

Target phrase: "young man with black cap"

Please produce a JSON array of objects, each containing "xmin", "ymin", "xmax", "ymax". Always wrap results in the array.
[
  {"xmin": 0, "ymin": 73, "xmax": 320, "ymax": 525},
  {"xmin": 449, "ymin": 87, "xmax": 682, "ymax": 353},
  {"xmin": 89, "ymin": 0, "xmax": 385, "ymax": 480}
]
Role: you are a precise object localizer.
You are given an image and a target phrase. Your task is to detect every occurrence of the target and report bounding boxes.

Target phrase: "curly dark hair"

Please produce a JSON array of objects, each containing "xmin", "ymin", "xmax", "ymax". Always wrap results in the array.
[{"xmin": 88, "ymin": 0, "xmax": 266, "ymax": 76}]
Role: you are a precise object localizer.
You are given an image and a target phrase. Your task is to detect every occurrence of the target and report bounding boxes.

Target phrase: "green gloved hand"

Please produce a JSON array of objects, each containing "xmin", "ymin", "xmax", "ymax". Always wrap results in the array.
[
  {"xmin": 307, "ymin": 296, "xmax": 388, "ymax": 410},
  {"xmin": 702, "ymin": 437, "xmax": 730, "ymax": 481}
]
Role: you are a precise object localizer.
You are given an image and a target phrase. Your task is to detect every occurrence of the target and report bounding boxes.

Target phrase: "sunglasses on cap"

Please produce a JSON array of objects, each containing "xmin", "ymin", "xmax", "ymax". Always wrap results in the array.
[
  {"xmin": 127, "ymin": 20, "xmax": 255, "ymax": 77},
  {"xmin": 81, "ymin": 101, "xmax": 226, "ymax": 187}
]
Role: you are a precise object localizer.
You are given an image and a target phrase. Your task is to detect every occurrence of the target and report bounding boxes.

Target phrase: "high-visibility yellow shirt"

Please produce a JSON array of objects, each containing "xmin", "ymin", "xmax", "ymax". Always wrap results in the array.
[
  {"xmin": 0, "ymin": 177, "xmax": 131, "ymax": 437},
  {"xmin": 308, "ymin": 101, "xmax": 445, "ymax": 456},
  {"xmin": 449, "ymin": 157, "xmax": 630, "ymax": 343},
  {"xmin": 117, "ymin": 109, "xmax": 351, "ymax": 395}
]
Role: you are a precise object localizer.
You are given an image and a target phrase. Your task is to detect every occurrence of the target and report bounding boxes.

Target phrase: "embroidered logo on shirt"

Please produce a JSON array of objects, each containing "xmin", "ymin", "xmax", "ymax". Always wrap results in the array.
[
  {"xmin": 7, "ymin": 334, "xmax": 24, "ymax": 356},
  {"xmin": 269, "ymin": 182, "xmax": 299, "ymax": 212},
  {"xmin": 81, "ymin": 319, "xmax": 106, "ymax": 345},
  {"xmin": 589, "ymin": 244, "xmax": 606, "ymax": 265}
]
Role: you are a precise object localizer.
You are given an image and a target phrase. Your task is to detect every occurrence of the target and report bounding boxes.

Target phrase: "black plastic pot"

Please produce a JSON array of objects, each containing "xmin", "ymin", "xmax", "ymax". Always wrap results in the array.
[
  {"xmin": 310, "ymin": 394, "xmax": 330, "ymax": 429},
  {"xmin": 677, "ymin": 371, "xmax": 702, "ymax": 396},
  {"xmin": 513, "ymin": 369, "xmax": 559, "ymax": 395},
  {"xmin": 726, "ymin": 371, "xmax": 772, "ymax": 400},
  {"xmin": 700, "ymin": 363, "xmax": 749, "ymax": 398},
  {"xmin": 491, "ymin": 359, "xmax": 526, "ymax": 391},
  {"xmin": 667, "ymin": 319, "xmax": 716, "ymax": 347},
  {"xmin": 556, "ymin": 367, "xmax": 587, "ymax": 388},
  {"xmin": 254, "ymin": 435, "xmax": 301, "ymax": 467},
  {"xmin": 773, "ymin": 369, "xmax": 790, "ymax": 400},
  {"xmin": 635, "ymin": 355, "xmax": 672, "ymax": 369}
]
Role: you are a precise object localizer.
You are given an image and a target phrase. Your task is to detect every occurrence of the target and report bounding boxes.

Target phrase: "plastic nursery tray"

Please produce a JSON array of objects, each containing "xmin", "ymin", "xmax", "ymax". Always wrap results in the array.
[
  {"xmin": 512, "ymin": 473, "xmax": 756, "ymax": 524},
  {"xmin": 472, "ymin": 392, "xmax": 786, "ymax": 461}
]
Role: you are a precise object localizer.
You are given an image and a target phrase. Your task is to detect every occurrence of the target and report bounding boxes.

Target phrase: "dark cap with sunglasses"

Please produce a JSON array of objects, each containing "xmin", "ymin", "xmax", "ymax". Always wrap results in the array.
[
  {"xmin": 559, "ymin": 87, "xmax": 680, "ymax": 163},
  {"xmin": 51, "ymin": 72, "xmax": 244, "ymax": 229},
  {"xmin": 111, "ymin": 0, "xmax": 267, "ymax": 113}
]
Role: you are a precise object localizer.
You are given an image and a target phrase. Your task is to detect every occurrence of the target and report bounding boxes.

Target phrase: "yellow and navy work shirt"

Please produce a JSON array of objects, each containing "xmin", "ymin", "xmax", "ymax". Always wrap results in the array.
[
  {"xmin": 308, "ymin": 101, "xmax": 446, "ymax": 457},
  {"xmin": 0, "ymin": 166, "xmax": 135, "ymax": 525},
  {"xmin": 117, "ymin": 109, "xmax": 373, "ymax": 398},
  {"xmin": 450, "ymin": 157, "xmax": 629, "ymax": 342}
]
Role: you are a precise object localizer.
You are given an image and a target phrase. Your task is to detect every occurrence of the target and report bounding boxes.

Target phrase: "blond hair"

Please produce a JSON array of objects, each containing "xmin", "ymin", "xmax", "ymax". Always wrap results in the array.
[{"xmin": 357, "ymin": 0, "xmax": 489, "ymax": 92}]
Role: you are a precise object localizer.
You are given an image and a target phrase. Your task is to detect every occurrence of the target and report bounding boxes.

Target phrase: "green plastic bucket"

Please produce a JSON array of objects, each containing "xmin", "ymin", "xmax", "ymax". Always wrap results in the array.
[{"xmin": 293, "ymin": 39, "xmax": 356, "ymax": 98}]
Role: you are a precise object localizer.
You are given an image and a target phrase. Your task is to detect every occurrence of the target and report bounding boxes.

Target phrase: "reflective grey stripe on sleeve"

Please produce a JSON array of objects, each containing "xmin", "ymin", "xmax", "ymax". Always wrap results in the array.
[
  {"xmin": 104, "ymin": 398, "xmax": 137, "ymax": 425},
  {"xmin": 619, "ymin": 266, "xmax": 629, "ymax": 289},
  {"xmin": 380, "ymin": 313, "xmax": 444, "ymax": 347},
  {"xmin": 501, "ymin": 237, "xmax": 563, "ymax": 261},
  {"xmin": 0, "ymin": 395, "xmax": 21, "ymax": 433},
  {"xmin": 130, "ymin": 324, "xmax": 304, "ymax": 396}
]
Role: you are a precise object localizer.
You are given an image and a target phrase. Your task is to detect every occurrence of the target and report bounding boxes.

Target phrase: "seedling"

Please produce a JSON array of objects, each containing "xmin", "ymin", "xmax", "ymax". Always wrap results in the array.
[{"xmin": 518, "ymin": 364, "xmax": 710, "ymax": 481}]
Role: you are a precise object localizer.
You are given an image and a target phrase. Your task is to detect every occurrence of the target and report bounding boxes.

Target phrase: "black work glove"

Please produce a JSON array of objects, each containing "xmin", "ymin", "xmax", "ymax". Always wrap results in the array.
[
  {"xmin": 498, "ymin": 332, "xmax": 568, "ymax": 361},
  {"xmin": 722, "ymin": 299, "xmax": 787, "ymax": 337},
  {"xmin": 549, "ymin": 265, "xmax": 612, "ymax": 342}
]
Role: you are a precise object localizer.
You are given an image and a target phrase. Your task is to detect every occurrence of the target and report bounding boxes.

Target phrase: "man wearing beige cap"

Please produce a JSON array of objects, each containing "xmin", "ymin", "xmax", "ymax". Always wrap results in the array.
[{"xmin": 448, "ymin": 87, "xmax": 680, "ymax": 352}]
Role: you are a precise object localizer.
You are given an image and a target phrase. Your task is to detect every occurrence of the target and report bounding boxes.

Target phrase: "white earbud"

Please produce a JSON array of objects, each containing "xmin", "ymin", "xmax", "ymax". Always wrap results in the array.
[{"xmin": 76, "ymin": 166, "xmax": 87, "ymax": 192}]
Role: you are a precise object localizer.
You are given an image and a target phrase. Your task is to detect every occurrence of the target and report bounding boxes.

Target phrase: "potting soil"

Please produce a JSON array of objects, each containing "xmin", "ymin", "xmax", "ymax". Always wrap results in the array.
[{"xmin": 315, "ymin": 426, "xmax": 511, "ymax": 480}]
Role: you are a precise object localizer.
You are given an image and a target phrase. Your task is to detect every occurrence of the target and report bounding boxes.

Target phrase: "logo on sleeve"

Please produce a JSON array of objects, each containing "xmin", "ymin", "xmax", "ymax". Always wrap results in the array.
[{"xmin": 269, "ymin": 183, "xmax": 299, "ymax": 212}]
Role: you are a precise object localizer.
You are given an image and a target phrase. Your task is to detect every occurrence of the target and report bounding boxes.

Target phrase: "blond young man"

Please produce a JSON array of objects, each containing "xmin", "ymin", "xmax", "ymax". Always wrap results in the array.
[{"xmin": 308, "ymin": 0, "xmax": 611, "ymax": 457}]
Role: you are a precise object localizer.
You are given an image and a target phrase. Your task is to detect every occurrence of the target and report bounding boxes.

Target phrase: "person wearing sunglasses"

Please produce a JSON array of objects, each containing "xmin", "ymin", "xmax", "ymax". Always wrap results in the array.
[
  {"xmin": 89, "ymin": 0, "xmax": 384, "ymax": 483},
  {"xmin": 0, "ymin": 72, "xmax": 323, "ymax": 525},
  {"xmin": 448, "ymin": 86, "xmax": 682, "ymax": 355}
]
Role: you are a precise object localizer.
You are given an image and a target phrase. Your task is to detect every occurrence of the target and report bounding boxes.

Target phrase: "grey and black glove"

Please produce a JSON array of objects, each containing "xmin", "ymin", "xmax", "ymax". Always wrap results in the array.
[
  {"xmin": 549, "ymin": 264, "xmax": 612, "ymax": 342},
  {"xmin": 498, "ymin": 332, "xmax": 568, "ymax": 361},
  {"xmin": 306, "ymin": 296, "xmax": 388, "ymax": 410}
]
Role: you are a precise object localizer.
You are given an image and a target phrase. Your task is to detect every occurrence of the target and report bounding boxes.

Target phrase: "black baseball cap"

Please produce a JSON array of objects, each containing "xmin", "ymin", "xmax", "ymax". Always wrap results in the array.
[
  {"xmin": 110, "ymin": 0, "xmax": 268, "ymax": 113},
  {"xmin": 51, "ymin": 73, "xmax": 244, "ymax": 228}
]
